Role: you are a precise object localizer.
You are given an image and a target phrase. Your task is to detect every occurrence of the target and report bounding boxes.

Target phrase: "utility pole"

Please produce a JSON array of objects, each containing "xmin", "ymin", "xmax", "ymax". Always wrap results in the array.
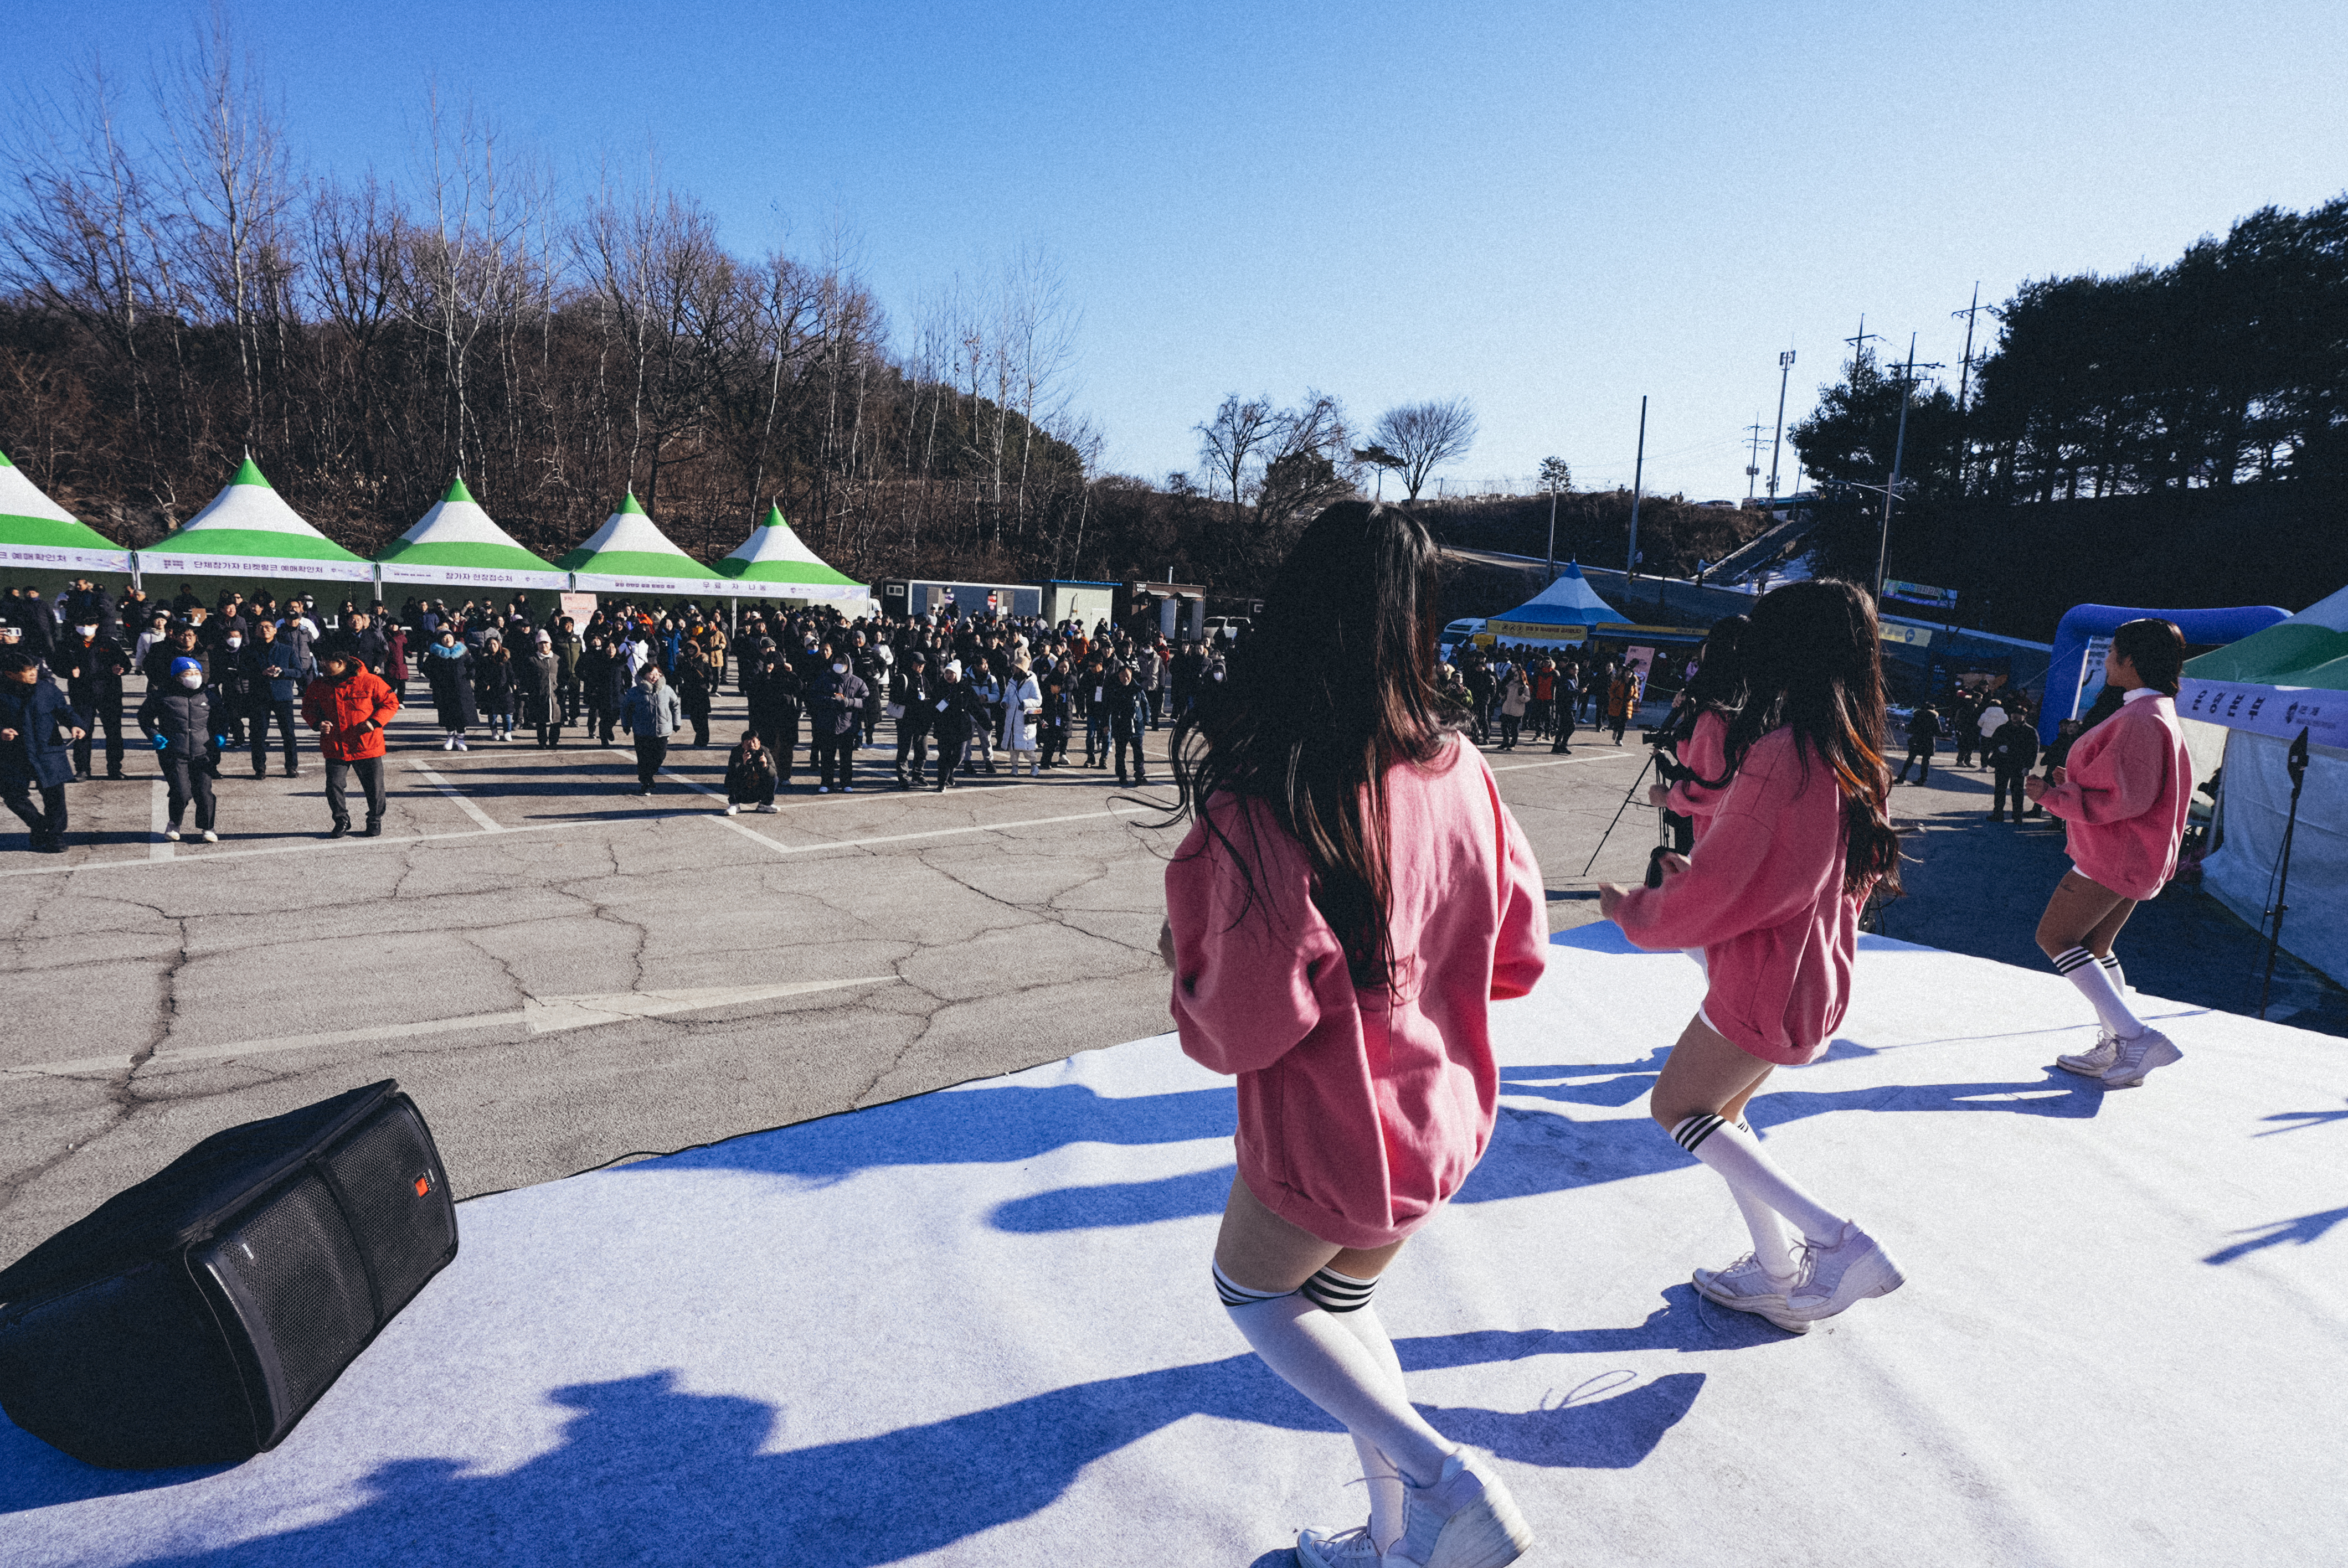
[
  {"xmin": 1626, "ymin": 395, "xmax": 1647, "ymax": 581},
  {"xmin": 1767, "ymin": 348, "xmax": 1795, "ymax": 504},
  {"xmin": 1545, "ymin": 488, "xmax": 1558, "ymax": 584},
  {"xmin": 1844, "ymin": 314, "xmax": 1881, "ymax": 373},
  {"xmin": 1875, "ymin": 335, "xmax": 1943, "ymax": 602},
  {"xmin": 1951, "ymin": 282, "xmax": 1992, "ymax": 493},
  {"xmin": 1744, "ymin": 415, "xmax": 1768, "ymax": 501}
]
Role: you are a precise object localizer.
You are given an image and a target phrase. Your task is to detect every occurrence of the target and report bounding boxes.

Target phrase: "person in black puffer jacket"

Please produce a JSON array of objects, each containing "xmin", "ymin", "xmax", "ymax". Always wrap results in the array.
[
  {"xmin": 137, "ymin": 654, "xmax": 217, "ymax": 843},
  {"xmin": 2, "ymin": 649, "xmax": 82, "ymax": 851}
]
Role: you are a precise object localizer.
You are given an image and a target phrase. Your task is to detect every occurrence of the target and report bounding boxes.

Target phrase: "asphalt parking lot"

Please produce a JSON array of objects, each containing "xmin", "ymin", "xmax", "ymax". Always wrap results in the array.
[{"xmin": 0, "ymin": 687, "xmax": 1659, "ymax": 1262}]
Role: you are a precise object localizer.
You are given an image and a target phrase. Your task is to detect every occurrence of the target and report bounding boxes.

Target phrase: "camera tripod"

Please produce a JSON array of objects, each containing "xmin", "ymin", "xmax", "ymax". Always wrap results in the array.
[{"xmin": 1579, "ymin": 747, "xmax": 1678, "ymax": 888}]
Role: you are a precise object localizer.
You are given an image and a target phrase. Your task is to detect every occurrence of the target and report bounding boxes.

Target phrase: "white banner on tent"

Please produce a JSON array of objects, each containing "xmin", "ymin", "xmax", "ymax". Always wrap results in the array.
[
  {"xmin": 137, "ymin": 550, "xmax": 375, "ymax": 584},
  {"xmin": 379, "ymin": 562, "xmax": 568, "ymax": 591},
  {"xmin": 721, "ymin": 581, "xmax": 869, "ymax": 604},
  {"xmin": 3, "ymin": 542, "xmax": 132, "ymax": 573},
  {"xmin": 568, "ymin": 573, "xmax": 726, "ymax": 599},
  {"xmin": 2179, "ymin": 678, "xmax": 2348, "ymax": 749}
]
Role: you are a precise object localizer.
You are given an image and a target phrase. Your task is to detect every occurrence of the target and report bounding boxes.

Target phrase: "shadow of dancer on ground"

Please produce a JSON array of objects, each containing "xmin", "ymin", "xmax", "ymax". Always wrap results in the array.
[{"xmin": 83, "ymin": 1327, "xmax": 1708, "ymax": 1567}]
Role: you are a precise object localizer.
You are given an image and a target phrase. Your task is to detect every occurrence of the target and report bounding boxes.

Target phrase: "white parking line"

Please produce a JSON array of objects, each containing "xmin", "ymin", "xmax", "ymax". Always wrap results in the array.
[
  {"xmin": 148, "ymin": 779, "xmax": 174, "ymax": 859},
  {"xmin": 1490, "ymin": 750, "xmax": 1644, "ymax": 774},
  {"xmin": 1, "ymin": 975, "xmax": 901, "ymax": 1078},
  {"xmin": 410, "ymin": 761, "xmax": 504, "ymax": 832}
]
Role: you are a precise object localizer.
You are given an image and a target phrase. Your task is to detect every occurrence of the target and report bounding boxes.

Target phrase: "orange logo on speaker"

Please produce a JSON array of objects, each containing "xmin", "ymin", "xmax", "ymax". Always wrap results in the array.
[{"xmin": 414, "ymin": 1174, "xmax": 432, "ymax": 1196}]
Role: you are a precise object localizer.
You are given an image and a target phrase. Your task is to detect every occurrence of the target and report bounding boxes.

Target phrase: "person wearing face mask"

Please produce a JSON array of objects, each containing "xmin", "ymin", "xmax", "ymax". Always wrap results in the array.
[
  {"xmin": 927, "ymin": 658, "xmax": 992, "ymax": 791},
  {"xmin": 303, "ymin": 638, "xmax": 400, "ymax": 837},
  {"xmin": 1, "ymin": 648, "xmax": 81, "ymax": 852},
  {"xmin": 136, "ymin": 654, "xmax": 218, "ymax": 844},
  {"xmin": 617, "ymin": 663, "xmax": 684, "ymax": 795},
  {"xmin": 806, "ymin": 646, "xmax": 869, "ymax": 793},
  {"xmin": 425, "ymin": 628, "xmax": 479, "ymax": 750},
  {"xmin": 59, "ymin": 617, "xmax": 132, "ymax": 780}
]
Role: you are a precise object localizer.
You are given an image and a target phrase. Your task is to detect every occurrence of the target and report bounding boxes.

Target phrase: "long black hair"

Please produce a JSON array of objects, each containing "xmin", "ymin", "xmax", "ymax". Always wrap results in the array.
[
  {"xmin": 1168, "ymin": 501, "xmax": 1466, "ymax": 989},
  {"xmin": 1717, "ymin": 580, "xmax": 1902, "ymax": 896}
]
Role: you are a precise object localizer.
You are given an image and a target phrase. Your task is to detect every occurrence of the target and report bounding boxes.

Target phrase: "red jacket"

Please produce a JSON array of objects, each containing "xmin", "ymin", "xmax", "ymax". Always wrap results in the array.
[
  {"xmin": 2038, "ymin": 689, "xmax": 2192, "ymax": 900},
  {"xmin": 301, "ymin": 669, "xmax": 400, "ymax": 761}
]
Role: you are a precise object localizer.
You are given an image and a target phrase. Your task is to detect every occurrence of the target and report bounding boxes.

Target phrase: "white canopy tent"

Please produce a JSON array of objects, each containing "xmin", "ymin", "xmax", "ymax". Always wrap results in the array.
[
  {"xmin": 556, "ymin": 493, "xmax": 725, "ymax": 599},
  {"xmin": 0, "ymin": 450, "xmax": 131, "ymax": 575},
  {"xmin": 715, "ymin": 505, "xmax": 866, "ymax": 603},
  {"xmin": 1484, "ymin": 561, "xmax": 1631, "ymax": 646},
  {"xmin": 140, "ymin": 457, "xmax": 374, "ymax": 585},
  {"xmin": 376, "ymin": 477, "xmax": 567, "ymax": 591}
]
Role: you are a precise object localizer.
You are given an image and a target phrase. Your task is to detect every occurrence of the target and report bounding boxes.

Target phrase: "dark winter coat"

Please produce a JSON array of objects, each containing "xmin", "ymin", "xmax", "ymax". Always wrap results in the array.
[
  {"xmin": 745, "ymin": 658, "xmax": 803, "ymax": 724},
  {"xmin": 59, "ymin": 636, "xmax": 132, "ymax": 706},
  {"xmin": 472, "ymin": 647, "xmax": 517, "ymax": 708},
  {"xmin": 1987, "ymin": 719, "xmax": 2040, "ymax": 773},
  {"xmin": 806, "ymin": 668, "xmax": 869, "ymax": 739},
  {"xmin": 521, "ymin": 651, "xmax": 562, "ymax": 725},
  {"xmin": 891, "ymin": 667, "xmax": 935, "ymax": 733},
  {"xmin": 136, "ymin": 685, "xmax": 214, "ymax": 764},
  {"xmin": 927, "ymin": 679, "xmax": 993, "ymax": 744},
  {"xmin": 1106, "ymin": 683, "xmax": 1150, "ymax": 738},
  {"xmin": 2, "ymin": 677, "xmax": 79, "ymax": 787},
  {"xmin": 244, "ymin": 634, "xmax": 312, "ymax": 704},
  {"xmin": 725, "ymin": 740, "xmax": 778, "ymax": 801},
  {"xmin": 424, "ymin": 644, "xmax": 479, "ymax": 728}
]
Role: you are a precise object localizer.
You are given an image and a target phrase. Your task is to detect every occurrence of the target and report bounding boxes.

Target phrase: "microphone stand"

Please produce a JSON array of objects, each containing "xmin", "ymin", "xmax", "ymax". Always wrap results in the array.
[{"xmin": 2256, "ymin": 726, "xmax": 2311, "ymax": 1021}]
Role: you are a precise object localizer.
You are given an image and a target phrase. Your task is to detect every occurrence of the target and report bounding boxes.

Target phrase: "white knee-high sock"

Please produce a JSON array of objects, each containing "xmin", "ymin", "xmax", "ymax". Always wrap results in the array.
[
  {"xmin": 2101, "ymin": 953, "xmax": 2126, "ymax": 992},
  {"xmin": 1215, "ymin": 1265, "xmax": 1453, "ymax": 1489},
  {"xmin": 2053, "ymin": 946, "xmax": 2145, "ymax": 1038},
  {"xmin": 1321, "ymin": 1285, "xmax": 1409, "ymax": 1552},
  {"xmin": 1726, "ymin": 1120, "xmax": 1799, "ymax": 1283},
  {"xmin": 1670, "ymin": 1115, "xmax": 1847, "ymax": 1246}
]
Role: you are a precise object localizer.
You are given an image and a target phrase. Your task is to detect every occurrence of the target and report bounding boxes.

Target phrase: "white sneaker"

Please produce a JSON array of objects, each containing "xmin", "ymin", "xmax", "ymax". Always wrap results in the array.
[
  {"xmin": 200, "ymin": 830, "xmax": 217, "ymax": 843},
  {"xmin": 1384, "ymin": 1449, "xmax": 1533, "ymax": 1567},
  {"xmin": 441, "ymin": 735, "xmax": 456, "ymax": 751},
  {"xmin": 1297, "ymin": 1522, "xmax": 1385, "ymax": 1566},
  {"xmin": 724, "ymin": 804, "xmax": 739, "ymax": 816},
  {"xmin": 2101, "ymin": 1029, "xmax": 2181, "ymax": 1089},
  {"xmin": 1692, "ymin": 1252, "xmax": 1808, "ymax": 1334},
  {"xmin": 841, "ymin": 784, "xmax": 853, "ymax": 793},
  {"xmin": 2057, "ymin": 1029, "xmax": 2120, "ymax": 1076},
  {"xmin": 1783, "ymin": 1223, "xmax": 1905, "ymax": 1324},
  {"xmin": 454, "ymin": 737, "xmax": 468, "ymax": 751},
  {"xmin": 758, "ymin": 803, "xmax": 779, "ymax": 813},
  {"xmin": 816, "ymin": 786, "xmax": 829, "ymax": 795},
  {"xmin": 163, "ymin": 828, "xmax": 181, "ymax": 843}
]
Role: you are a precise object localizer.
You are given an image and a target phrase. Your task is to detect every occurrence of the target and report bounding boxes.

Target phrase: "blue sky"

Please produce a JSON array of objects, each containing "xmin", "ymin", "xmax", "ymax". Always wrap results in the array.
[{"xmin": 17, "ymin": 1, "xmax": 2348, "ymax": 500}]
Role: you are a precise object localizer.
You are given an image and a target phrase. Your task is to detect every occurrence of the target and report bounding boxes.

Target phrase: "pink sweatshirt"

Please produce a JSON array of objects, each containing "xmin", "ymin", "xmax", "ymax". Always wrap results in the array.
[
  {"xmin": 1613, "ymin": 726, "xmax": 1863, "ymax": 1066},
  {"xmin": 1166, "ymin": 739, "xmax": 1548, "ymax": 1250},
  {"xmin": 2038, "ymin": 688, "xmax": 2193, "ymax": 901},
  {"xmin": 1662, "ymin": 709, "xmax": 1732, "ymax": 842}
]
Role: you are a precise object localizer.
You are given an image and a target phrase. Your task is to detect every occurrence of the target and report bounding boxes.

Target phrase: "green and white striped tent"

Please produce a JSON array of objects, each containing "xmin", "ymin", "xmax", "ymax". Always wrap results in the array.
[
  {"xmin": 377, "ymin": 476, "xmax": 567, "ymax": 591},
  {"xmin": 557, "ymin": 492, "xmax": 723, "ymax": 596},
  {"xmin": 0, "ymin": 449, "xmax": 131, "ymax": 574},
  {"xmin": 140, "ymin": 457, "xmax": 375, "ymax": 584},
  {"xmin": 716, "ymin": 504, "xmax": 866, "ymax": 601}
]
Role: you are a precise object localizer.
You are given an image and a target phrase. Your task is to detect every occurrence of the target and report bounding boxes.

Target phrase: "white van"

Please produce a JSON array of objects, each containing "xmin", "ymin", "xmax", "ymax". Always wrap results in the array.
[{"xmin": 1439, "ymin": 618, "xmax": 1486, "ymax": 658}]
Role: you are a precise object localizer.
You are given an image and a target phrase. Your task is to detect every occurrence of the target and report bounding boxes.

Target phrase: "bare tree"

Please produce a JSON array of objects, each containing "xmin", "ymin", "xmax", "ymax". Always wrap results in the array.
[
  {"xmin": 1372, "ymin": 397, "xmax": 1478, "ymax": 501},
  {"xmin": 1255, "ymin": 389, "xmax": 1356, "ymax": 529},
  {"xmin": 1196, "ymin": 393, "xmax": 1278, "ymax": 509}
]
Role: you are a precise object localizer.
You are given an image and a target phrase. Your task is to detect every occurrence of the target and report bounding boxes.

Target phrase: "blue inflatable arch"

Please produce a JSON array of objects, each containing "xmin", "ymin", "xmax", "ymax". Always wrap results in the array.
[{"xmin": 2042, "ymin": 602, "xmax": 2289, "ymax": 742}]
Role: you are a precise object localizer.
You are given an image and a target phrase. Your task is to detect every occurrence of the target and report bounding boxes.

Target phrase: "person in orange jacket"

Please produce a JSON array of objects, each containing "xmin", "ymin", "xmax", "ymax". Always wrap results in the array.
[{"xmin": 302, "ymin": 638, "xmax": 401, "ymax": 838}]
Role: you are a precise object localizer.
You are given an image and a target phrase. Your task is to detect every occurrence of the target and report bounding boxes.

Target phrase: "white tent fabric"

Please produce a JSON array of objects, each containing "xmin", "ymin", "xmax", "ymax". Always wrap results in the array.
[
  {"xmin": 715, "ymin": 505, "xmax": 865, "ymax": 601},
  {"xmin": 377, "ymin": 478, "xmax": 567, "ymax": 591},
  {"xmin": 0, "ymin": 453, "xmax": 130, "ymax": 574},
  {"xmin": 1486, "ymin": 563, "xmax": 1630, "ymax": 645},
  {"xmin": 140, "ymin": 459, "xmax": 375, "ymax": 585},
  {"xmin": 8, "ymin": 929, "xmax": 2339, "ymax": 1565},
  {"xmin": 557, "ymin": 495, "xmax": 724, "ymax": 597}
]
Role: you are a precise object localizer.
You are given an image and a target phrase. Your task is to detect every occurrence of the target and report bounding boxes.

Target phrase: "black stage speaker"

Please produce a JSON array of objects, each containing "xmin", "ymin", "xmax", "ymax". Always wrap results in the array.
[{"xmin": 0, "ymin": 1080, "xmax": 456, "ymax": 1469}]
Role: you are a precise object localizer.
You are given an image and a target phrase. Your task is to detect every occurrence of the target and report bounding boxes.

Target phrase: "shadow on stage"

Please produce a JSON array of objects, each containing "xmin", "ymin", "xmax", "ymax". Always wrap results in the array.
[{"xmin": 3, "ymin": 1325, "xmax": 1712, "ymax": 1564}]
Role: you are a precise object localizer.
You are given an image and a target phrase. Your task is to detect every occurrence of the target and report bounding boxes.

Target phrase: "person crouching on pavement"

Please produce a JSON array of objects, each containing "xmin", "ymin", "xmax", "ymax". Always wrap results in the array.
[
  {"xmin": 4, "ymin": 648, "xmax": 85, "ymax": 852},
  {"xmin": 617, "ymin": 664, "xmax": 683, "ymax": 796},
  {"xmin": 136, "ymin": 654, "xmax": 214, "ymax": 845},
  {"xmin": 724, "ymin": 730, "xmax": 779, "ymax": 815},
  {"xmin": 303, "ymin": 640, "xmax": 400, "ymax": 838},
  {"xmin": 2026, "ymin": 619, "xmax": 2194, "ymax": 1089}
]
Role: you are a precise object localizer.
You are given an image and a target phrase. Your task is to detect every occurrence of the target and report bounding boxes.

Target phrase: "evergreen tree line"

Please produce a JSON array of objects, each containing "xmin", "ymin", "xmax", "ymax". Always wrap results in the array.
[{"xmin": 1789, "ymin": 194, "xmax": 2348, "ymax": 632}]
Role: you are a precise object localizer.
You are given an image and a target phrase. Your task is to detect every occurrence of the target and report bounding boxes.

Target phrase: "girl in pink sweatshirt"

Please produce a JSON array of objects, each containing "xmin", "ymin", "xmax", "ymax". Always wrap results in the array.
[
  {"xmin": 2026, "ymin": 619, "xmax": 2194, "ymax": 1088},
  {"xmin": 1602, "ymin": 580, "xmax": 1907, "ymax": 1333},
  {"xmin": 1164, "ymin": 502, "xmax": 1544, "ymax": 1568}
]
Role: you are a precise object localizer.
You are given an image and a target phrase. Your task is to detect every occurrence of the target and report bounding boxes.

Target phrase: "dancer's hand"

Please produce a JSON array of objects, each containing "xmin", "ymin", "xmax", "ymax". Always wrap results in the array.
[
  {"xmin": 2023, "ymin": 775, "xmax": 2047, "ymax": 802},
  {"xmin": 1597, "ymin": 881, "xmax": 1627, "ymax": 919},
  {"xmin": 1656, "ymin": 852, "xmax": 1690, "ymax": 878},
  {"xmin": 1647, "ymin": 782, "xmax": 1670, "ymax": 807},
  {"xmin": 1158, "ymin": 919, "xmax": 1177, "ymax": 970}
]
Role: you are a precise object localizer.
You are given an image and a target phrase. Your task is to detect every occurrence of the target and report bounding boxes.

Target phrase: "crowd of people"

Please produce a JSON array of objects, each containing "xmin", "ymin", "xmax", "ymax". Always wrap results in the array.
[{"xmin": 0, "ymin": 576, "xmax": 1246, "ymax": 848}]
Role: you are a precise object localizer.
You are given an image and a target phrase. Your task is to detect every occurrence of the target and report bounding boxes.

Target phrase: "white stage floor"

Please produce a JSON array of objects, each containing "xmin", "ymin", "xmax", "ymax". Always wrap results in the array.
[{"xmin": 5, "ymin": 928, "xmax": 2344, "ymax": 1566}]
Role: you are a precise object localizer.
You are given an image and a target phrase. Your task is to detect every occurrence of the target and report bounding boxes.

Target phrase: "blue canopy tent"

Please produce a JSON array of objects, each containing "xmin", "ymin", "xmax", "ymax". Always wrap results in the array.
[{"xmin": 1485, "ymin": 562, "xmax": 1630, "ymax": 646}]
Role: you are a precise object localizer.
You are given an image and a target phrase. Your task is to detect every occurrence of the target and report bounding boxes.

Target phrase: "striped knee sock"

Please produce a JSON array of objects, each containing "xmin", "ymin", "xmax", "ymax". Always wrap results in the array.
[
  {"xmin": 1671, "ymin": 1113, "xmax": 1847, "ymax": 1246},
  {"xmin": 2053, "ymin": 946, "xmax": 2145, "ymax": 1039}
]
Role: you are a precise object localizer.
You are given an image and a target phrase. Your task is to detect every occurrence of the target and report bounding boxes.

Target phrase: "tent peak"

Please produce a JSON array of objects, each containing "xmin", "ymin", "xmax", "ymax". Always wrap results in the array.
[
  {"xmin": 230, "ymin": 456, "xmax": 272, "ymax": 489},
  {"xmin": 618, "ymin": 491, "xmax": 646, "ymax": 516},
  {"xmin": 444, "ymin": 474, "xmax": 477, "ymax": 506},
  {"xmin": 0, "ymin": 449, "xmax": 14, "ymax": 469},
  {"xmin": 759, "ymin": 502, "xmax": 789, "ymax": 528}
]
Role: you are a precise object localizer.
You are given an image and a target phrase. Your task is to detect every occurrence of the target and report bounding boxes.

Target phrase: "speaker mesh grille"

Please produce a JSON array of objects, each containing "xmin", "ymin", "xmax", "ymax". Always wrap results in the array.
[
  {"xmin": 325, "ymin": 1105, "xmax": 455, "ymax": 1314},
  {"xmin": 223, "ymin": 1173, "xmax": 374, "ymax": 1423}
]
